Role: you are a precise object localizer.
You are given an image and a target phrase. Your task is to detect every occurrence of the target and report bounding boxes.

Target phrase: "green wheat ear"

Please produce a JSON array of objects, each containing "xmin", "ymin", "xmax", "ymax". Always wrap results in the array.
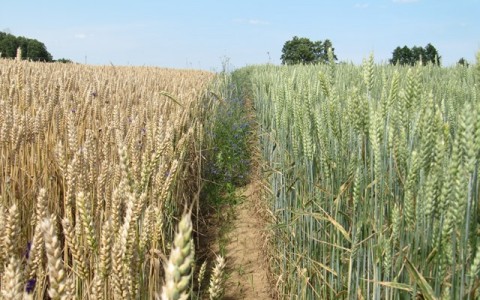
[
  {"xmin": 363, "ymin": 52, "xmax": 374, "ymax": 94},
  {"xmin": 475, "ymin": 50, "xmax": 480, "ymax": 80}
]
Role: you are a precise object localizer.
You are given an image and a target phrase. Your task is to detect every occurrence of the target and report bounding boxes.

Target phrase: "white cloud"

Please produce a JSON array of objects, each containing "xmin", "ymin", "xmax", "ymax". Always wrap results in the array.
[
  {"xmin": 354, "ymin": 3, "xmax": 370, "ymax": 8},
  {"xmin": 233, "ymin": 18, "xmax": 270, "ymax": 26},
  {"xmin": 74, "ymin": 33, "xmax": 87, "ymax": 39},
  {"xmin": 248, "ymin": 19, "xmax": 269, "ymax": 25},
  {"xmin": 393, "ymin": 0, "xmax": 419, "ymax": 3}
]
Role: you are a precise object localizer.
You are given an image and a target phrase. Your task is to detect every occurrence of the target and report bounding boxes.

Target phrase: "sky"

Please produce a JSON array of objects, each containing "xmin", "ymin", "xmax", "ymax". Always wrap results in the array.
[{"xmin": 1, "ymin": 0, "xmax": 479, "ymax": 70}]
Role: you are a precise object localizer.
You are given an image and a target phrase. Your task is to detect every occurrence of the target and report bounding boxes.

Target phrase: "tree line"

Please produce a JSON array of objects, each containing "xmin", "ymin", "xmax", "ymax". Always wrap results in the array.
[
  {"xmin": 281, "ymin": 36, "xmax": 470, "ymax": 66},
  {"xmin": 0, "ymin": 31, "xmax": 471, "ymax": 67},
  {"xmin": 389, "ymin": 44, "xmax": 440, "ymax": 66},
  {"xmin": 0, "ymin": 31, "xmax": 53, "ymax": 62}
]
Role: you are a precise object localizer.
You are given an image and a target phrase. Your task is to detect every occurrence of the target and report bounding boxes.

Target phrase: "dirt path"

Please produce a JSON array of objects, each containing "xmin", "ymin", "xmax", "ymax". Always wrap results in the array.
[{"xmin": 222, "ymin": 180, "xmax": 273, "ymax": 300}]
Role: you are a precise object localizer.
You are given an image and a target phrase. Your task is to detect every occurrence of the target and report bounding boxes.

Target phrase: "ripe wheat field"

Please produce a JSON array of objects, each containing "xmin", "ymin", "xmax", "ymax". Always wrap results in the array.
[{"xmin": 0, "ymin": 59, "xmax": 225, "ymax": 299}]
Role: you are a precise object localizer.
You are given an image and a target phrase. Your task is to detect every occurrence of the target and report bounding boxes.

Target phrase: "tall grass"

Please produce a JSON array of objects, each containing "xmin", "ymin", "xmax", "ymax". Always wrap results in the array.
[
  {"xmin": 201, "ymin": 68, "xmax": 252, "ymax": 207},
  {"xmin": 245, "ymin": 57, "xmax": 479, "ymax": 299}
]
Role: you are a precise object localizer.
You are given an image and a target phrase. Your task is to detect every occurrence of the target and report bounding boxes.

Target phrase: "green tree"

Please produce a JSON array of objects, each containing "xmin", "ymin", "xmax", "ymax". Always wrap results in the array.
[
  {"xmin": 55, "ymin": 58, "xmax": 73, "ymax": 63},
  {"xmin": 423, "ymin": 43, "xmax": 440, "ymax": 65},
  {"xmin": 390, "ymin": 46, "xmax": 413, "ymax": 65},
  {"xmin": 0, "ymin": 33, "xmax": 19, "ymax": 57},
  {"xmin": 457, "ymin": 57, "xmax": 469, "ymax": 67},
  {"xmin": 0, "ymin": 31, "xmax": 52, "ymax": 61},
  {"xmin": 320, "ymin": 39, "xmax": 337, "ymax": 61},
  {"xmin": 411, "ymin": 46, "xmax": 425, "ymax": 64},
  {"xmin": 26, "ymin": 39, "xmax": 53, "ymax": 61},
  {"xmin": 281, "ymin": 36, "xmax": 337, "ymax": 65},
  {"xmin": 390, "ymin": 43, "xmax": 440, "ymax": 66}
]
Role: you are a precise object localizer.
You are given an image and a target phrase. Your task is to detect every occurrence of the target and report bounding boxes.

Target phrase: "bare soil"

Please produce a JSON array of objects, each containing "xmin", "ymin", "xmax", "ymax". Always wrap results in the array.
[
  {"xmin": 222, "ymin": 180, "xmax": 273, "ymax": 300},
  {"xmin": 198, "ymin": 96, "xmax": 274, "ymax": 299}
]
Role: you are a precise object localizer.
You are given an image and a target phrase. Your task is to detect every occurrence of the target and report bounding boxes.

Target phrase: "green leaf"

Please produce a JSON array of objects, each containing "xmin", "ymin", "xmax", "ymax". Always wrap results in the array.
[
  {"xmin": 405, "ymin": 258, "xmax": 437, "ymax": 300},
  {"xmin": 159, "ymin": 91, "xmax": 184, "ymax": 107},
  {"xmin": 373, "ymin": 281, "xmax": 413, "ymax": 292}
]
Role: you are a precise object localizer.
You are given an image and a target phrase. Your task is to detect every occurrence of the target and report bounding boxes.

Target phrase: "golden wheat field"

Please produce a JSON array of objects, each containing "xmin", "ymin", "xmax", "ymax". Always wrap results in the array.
[{"xmin": 0, "ymin": 59, "xmax": 217, "ymax": 299}]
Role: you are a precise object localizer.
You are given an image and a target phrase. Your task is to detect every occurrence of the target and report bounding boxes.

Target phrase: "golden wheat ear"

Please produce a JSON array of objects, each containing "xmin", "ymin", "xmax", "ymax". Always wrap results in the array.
[
  {"xmin": 208, "ymin": 255, "xmax": 226, "ymax": 300},
  {"xmin": 41, "ymin": 216, "xmax": 72, "ymax": 299},
  {"xmin": 160, "ymin": 213, "xmax": 194, "ymax": 300},
  {"xmin": 1, "ymin": 257, "xmax": 23, "ymax": 299}
]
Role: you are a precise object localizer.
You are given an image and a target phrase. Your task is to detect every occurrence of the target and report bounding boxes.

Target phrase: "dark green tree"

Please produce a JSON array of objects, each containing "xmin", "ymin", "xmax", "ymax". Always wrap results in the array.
[
  {"xmin": 411, "ymin": 46, "xmax": 425, "ymax": 64},
  {"xmin": 0, "ymin": 31, "xmax": 52, "ymax": 61},
  {"xmin": 26, "ymin": 39, "xmax": 53, "ymax": 61},
  {"xmin": 423, "ymin": 43, "xmax": 440, "ymax": 65},
  {"xmin": 390, "ymin": 46, "xmax": 413, "ymax": 65},
  {"xmin": 281, "ymin": 36, "xmax": 337, "ymax": 65},
  {"xmin": 390, "ymin": 43, "xmax": 440, "ymax": 66},
  {"xmin": 55, "ymin": 58, "xmax": 73, "ymax": 63},
  {"xmin": 457, "ymin": 57, "xmax": 469, "ymax": 67},
  {"xmin": 0, "ymin": 33, "xmax": 19, "ymax": 57}
]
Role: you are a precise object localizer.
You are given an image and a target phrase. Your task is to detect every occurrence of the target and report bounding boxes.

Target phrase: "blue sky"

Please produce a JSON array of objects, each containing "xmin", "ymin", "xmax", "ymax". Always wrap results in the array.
[{"xmin": 1, "ymin": 0, "xmax": 478, "ymax": 70}]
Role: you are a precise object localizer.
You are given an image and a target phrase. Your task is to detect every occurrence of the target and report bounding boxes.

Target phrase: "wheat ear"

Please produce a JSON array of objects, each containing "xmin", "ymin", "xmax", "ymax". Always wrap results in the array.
[
  {"xmin": 208, "ymin": 256, "xmax": 226, "ymax": 300},
  {"xmin": 1, "ymin": 257, "xmax": 23, "ymax": 300},
  {"xmin": 160, "ymin": 213, "xmax": 194, "ymax": 300},
  {"xmin": 41, "ymin": 217, "xmax": 70, "ymax": 300}
]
